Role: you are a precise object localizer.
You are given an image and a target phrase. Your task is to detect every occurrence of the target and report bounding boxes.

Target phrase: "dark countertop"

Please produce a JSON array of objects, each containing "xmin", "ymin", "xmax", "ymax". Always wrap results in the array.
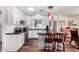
[
  {"xmin": 29, "ymin": 29, "xmax": 46, "ymax": 30},
  {"xmin": 6, "ymin": 32, "xmax": 23, "ymax": 35},
  {"xmin": 38, "ymin": 32, "xmax": 64, "ymax": 35},
  {"xmin": 38, "ymin": 33, "xmax": 46, "ymax": 35}
]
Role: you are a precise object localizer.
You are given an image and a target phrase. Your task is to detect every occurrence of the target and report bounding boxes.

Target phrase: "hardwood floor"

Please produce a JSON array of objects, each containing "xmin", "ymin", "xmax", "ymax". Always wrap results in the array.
[
  {"xmin": 19, "ymin": 39, "xmax": 39, "ymax": 52},
  {"xmin": 19, "ymin": 38, "xmax": 79, "ymax": 52}
]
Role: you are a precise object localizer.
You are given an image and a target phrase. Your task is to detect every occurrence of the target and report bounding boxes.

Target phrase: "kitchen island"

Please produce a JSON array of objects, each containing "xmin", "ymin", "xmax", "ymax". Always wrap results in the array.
[
  {"xmin": 38, "ymin": 33, "xmax": 46, "ymax": 49},
  {"xmin": 28, "ymin": 29, "xmax": 46, "ymax": 38}
]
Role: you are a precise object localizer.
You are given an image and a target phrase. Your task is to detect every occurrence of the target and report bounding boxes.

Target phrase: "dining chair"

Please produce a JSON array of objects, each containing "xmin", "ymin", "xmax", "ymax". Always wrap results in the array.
[
  {"xmin": 54, "ymin": 33, "xmax": 65, "ymax": 52},
  {"xmin": 44, "ymin": 33, "xmax": 54, "ymax": 52},
  {"xmin": 70, "ymin": 30, "xmax": 78, "ymax": 45}
]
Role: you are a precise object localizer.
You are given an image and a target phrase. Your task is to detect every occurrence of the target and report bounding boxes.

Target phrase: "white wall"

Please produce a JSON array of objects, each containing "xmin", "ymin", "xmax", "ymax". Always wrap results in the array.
[
  {"xmin": 6, "ymin": 7, "xmax": 13, "ymax": 24},
  {"xmin": 0, "ymin": 7, "xmax": 8, "ymax": 51},
  {"xmin": 71, "ymin": 16, "xmax": 79, "ymax": 26},
  {"xmin": 26, "ymin": 15, "xmax": 49, "ymax": 29},
  {"xmin": 57, "ymin": 16, "xmax": 71, "ymax": 31},
  {"xmin": 26, "ymin": 16, "xmax": 31, "ymax": 26},
  {"xmin": 57, "ymin": 15, "xmax": 79, "ymax": 32}
]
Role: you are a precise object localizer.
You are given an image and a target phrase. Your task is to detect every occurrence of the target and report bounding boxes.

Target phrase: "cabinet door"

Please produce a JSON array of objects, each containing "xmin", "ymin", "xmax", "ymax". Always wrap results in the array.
[
  {"xmin": 19, "ymin": 33, "xmax": 24, "ymax": 49},
  {"xmin": 38, "ymin": 35, "xmax": 45, "ymax": 49},
  {"xmin": 28, "ymin": 30, "xmax": 33, "ymax": 38},
  {"xmin": 32, "ymin": 30, "xmax": 36, "ymax": 38},
  {"xmin": 21, "ymin": 33, "xmax": 24, "ymax": 45},
  {"xmin": 6, "ymin": 35, "xmax": 19, "ymax": 51}
]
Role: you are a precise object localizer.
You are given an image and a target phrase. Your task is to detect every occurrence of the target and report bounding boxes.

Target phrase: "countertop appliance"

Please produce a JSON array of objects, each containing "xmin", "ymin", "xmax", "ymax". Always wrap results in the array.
[{"xmin": 14, "ymin": 27, "xmax": 22, "ymax": 34}]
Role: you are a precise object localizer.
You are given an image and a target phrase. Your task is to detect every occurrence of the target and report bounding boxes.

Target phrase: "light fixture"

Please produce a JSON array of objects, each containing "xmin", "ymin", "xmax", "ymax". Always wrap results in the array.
[
  {"xmin": 33, "ymin": 14, "xmax": 44, "ymax": 27},
  {"xmin": 48, "ymin": 6, "xmax": 54, "ymax": 9},
  {"xmin": 33, "ymin": 14, "xmax": 44, "ymax": 23},
  {"xmin": 33, "ymin": 14, "xmax": 44, "ymax": 20},
  {"xmin": 28, "ymin": 7, "xmax": 34, "ymax": 11}
]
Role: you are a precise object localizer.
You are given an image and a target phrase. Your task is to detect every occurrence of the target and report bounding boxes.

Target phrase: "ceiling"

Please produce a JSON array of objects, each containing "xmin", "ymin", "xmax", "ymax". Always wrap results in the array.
[{"xmin": 17, "ymin": 6, "xmax": 79, "ymax": 16}]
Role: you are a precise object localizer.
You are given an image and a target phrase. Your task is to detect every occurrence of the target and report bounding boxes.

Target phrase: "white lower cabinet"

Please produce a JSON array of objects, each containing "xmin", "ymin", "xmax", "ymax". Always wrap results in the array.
[
  {"xmin": 6, "ymin": 33, "xmax": 24, "ymax": 52},
  {"xmin": 28, "ymin": 30, "xmax": 32, "ymax": 38},
  {"xmin": 19, "ymin": 33, "xmax": 24, "ymax": 49},
  {"xmin": 32, "ymin": 31, "xmax": 38, "ymax": 38}
]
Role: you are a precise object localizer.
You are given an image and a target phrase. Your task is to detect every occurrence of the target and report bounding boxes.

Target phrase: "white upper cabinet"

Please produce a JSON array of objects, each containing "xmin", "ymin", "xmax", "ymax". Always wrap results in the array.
[
  {"xmin": 6, "ymin": 7, "xmax": 27, "ymax": 25},
  {"xmin": 13, "ymin": 7, "xmax": 27, "ymax": 25}
]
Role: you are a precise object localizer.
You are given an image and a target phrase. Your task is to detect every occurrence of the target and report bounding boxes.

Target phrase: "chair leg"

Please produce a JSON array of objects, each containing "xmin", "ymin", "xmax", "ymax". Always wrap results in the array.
[
  {"xmin": 44, "ymin": 43, "xmax": 46, "ymax": 52},
  {"xmin": 75, "ymin": 41, "xmax": 78, "ymax": 45},
  {"xmin": 57, "ymin": 43, "xmax": 58, "ymax": 52},
  {"xmin": 43, "ymin": 47, "xmax": 46, "ymax": 52},
  {"xmin": 70, "ymin": 40, "xmax": 72, "ymax": 45},
  {"xmin": 53, "ymin": 42, "xmax": 56, "ymax": 52},
  {"xmin": 52, "ymin": 43, "xmax": 55, "ymax": 52},
  {"xmin": 44, "ymin": 42, "xmax": 58, "ymax": 52},
  {"xmin": 63, "ymin": 43, "xmax": 65, "ymax": 52},
  {"xmin": 44, "ymin": 43, "xmax": 50, "ymax": 52}
]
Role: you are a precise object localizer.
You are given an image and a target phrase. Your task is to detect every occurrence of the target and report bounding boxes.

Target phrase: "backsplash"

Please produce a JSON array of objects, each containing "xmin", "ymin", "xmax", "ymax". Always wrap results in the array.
[{"xmin": 5, "ymin": 25, "xmax": 26, "ymax": 33}]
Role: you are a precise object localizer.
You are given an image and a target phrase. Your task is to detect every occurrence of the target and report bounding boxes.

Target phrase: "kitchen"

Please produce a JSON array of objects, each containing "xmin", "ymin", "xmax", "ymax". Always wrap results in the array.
[
  {"xmin": 0, "ymin": 6, "xmax": 79, "ymax": 52},
  {"xmin": 5, "ymin": 6, "xmax": 50, "ymax": 52}
]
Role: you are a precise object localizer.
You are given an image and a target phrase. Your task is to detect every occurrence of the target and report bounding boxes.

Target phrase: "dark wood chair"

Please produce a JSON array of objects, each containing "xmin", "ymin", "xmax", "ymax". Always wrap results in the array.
[
  {"xmin": 70, "ymin": 30, "xmax": 78, "ymax": 45},
  {"xmin": 54, "ymin": 33, "xmax": 65, "ymax": 52},
  {"xmin": 44, "ymin": 33, "xmax": 54, "ymax": 52}
]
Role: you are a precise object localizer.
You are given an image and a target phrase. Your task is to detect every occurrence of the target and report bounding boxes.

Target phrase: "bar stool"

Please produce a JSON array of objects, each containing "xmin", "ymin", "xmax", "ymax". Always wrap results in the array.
[
  {"xmin": 70, "ymin": 30, "xmax": 78, "ymax": 45},
  {"xmin": 44, "ymin": 33, "xmax": 54, "ymax": 52},
  {"xmin": 54, "ymin": 33, "xmax": 65, "ymax": 52}
]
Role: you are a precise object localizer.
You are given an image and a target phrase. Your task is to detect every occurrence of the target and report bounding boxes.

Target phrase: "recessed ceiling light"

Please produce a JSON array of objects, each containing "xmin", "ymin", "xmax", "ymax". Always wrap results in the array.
[{"xmin": 28, "ymin": 7, "xmax": 34, "ymax": 11}]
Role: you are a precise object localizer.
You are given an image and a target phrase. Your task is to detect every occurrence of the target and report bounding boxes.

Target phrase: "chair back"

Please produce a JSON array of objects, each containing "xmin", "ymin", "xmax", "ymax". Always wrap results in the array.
[
  {"xmin": 54, "ymin": 33, "xmax": 65, "ymax": 42},
  {"xmin": 70, "ymin": 30, "xmax": 78, "ymax": 39},
  {"xmin": 45, "ymin": 33, "xmax": 54, "ymax": 43}
]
